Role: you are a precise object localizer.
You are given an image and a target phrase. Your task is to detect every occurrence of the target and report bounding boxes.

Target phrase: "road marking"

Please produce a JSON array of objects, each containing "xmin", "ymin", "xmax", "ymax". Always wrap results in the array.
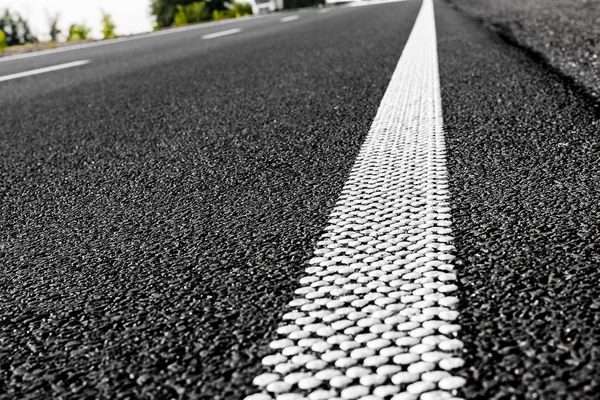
[
  {"xmin": 245, "ymin": 0, "xmax": 467, "ymax": 399},
  {"xmin": 318, "ymin": 8, "xmax": 330, "ymax": 13},
  {"xmin": 280, "ymin": 15, "xmax": 300, "ymax": 22},
  {"xmin": 0, "ymin": 60, "xmax": 91, "ymax": 83},
  {"xmin": 202, "ymin": 28, "xmax": 242, "ymax": 40}
]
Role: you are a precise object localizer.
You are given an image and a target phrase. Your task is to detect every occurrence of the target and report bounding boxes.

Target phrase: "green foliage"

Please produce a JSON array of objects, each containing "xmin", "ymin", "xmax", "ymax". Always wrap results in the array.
[
  {"xmin": 174, "ymin": 5, "xmax": 189, "ymax": 26},
  {"xmin": 0, "ymin": 10, "xmax": 17, "ymax": 46},
  {"xmin": 0, "ymin": 9, "xmax": 37, "ymax": 46},
  {"xmin": 0, "ymin": 30, "xmax": 6, "ymax": 50},
  {"xmin": 230, "ymin": 2, "xmax": 253, "ymax": 17},
  {"xmin": 212, "ymin": 9, "xmax": 233, "ymax": 21},
  {"xmin": 101, "ymin": 11, "xmax": 117, "ymax": 39},
  {"xmin": 174, "ymin": 2, "xmax": 211, "ymax": 26},
  {"xmin": 67, "ymin": 23, "xmax": 91, "ymax": 41},
  {"xmin": 212, "ymin": 3, "xmax": 252, "ymax": 20},
  {"xmin": 152, "ymin": 0, "xmax": 226, "ymax": 27},
  {"xmin": 48, "ymin": 13, "xmax": 61, "ymax": 41},
  {"xmin": 153, "ymin": 0, "xmax": 193, "ymax": 28}
]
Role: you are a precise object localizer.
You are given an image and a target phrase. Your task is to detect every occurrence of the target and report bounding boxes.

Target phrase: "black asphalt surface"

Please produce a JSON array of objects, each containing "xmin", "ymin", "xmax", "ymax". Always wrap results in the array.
[
  {"xmin": 2, "ymin": 1, "xmax": 599, "ymax": 399},
  {"xmin": 436, "ymin": 1, "xmax": 600, "ymax": 399},
  {"xmin": 445, "ymin": 0, "xmax": 600, "ymax": 107},
  {"xmin": 0, "ymin": 3, "xmax": 421, "ymax": 399}
]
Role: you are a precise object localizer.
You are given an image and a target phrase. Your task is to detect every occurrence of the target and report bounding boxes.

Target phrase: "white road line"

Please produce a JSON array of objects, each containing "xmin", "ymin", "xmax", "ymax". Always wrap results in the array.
[
  {"xmin": 201, "ymin": 28, "xmax": 242, "ymax": 40},
  {"xmin": 280, "ymin": 15, "xmax": 300, "ymax": 22},
  {"xmin": 318, "ymin": 8, "xmax": 330, "ymax": 13},
  {"xmin": 0, "ymin": 60, "xmax": 91, "ymax": 83},
  {"xmin": 245, "ymin": 0, "xmax": 467, "ymax": 399}
]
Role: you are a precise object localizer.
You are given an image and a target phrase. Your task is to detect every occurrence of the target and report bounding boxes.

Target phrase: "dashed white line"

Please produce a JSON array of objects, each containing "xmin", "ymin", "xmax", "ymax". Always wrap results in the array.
[
  {"xmin": 202, "ymin": 28, "xmax": 242, "ymax": 40},
  {"xmin": 245, "ymin": 0, "xmax": 467, "ymax": 399},
  {"xmin": 0, "ymin": 60, "xmax": 91, "ymax": 83},
  {"xmin": 281, "ymin": 15, "xmax": 300, "ymax": 23},
  {"xmin": 318, "ymin": 8, "xmax": 330, "ymax": 13}
]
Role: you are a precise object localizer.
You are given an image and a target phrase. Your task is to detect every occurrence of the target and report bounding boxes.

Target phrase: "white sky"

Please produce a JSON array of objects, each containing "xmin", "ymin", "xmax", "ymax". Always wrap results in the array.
[{"xmin": 0, "ymin": 0, "xmax": 154, "ymax": 40}]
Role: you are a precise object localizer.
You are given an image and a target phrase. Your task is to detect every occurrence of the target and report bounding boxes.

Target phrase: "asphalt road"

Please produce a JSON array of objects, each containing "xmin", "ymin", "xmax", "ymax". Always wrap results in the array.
[
  {"xmin": 436, "ymin": 1, "xmax": 600, "ymax": 399},
  {"xmin": 0, "ymin": 2, "xmax": 421, "ymax": 399},
  {"xmin": 1, "ymin": 1, "xmax": 599, "ymax": 399},
  {"xmin": 446, "ymin": 0, "xmax": 600, "ymax": 107}
]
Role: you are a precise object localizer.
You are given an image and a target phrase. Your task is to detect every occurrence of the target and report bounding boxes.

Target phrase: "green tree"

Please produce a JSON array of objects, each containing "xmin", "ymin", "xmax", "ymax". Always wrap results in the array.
[
  {"xmin": 101, "ymin": 11, "xmax": 116, "ymax": 39},
  {"xmin": 152, "ymin": 0, "xmax": 195, "ymax": 28},
  {"xmin": 67, "ymin": 23, "xmax": 90, "ymax": 41},
  {"xmin": 48, "ymin": 13, "xmax": 61, "ymax": 41}
]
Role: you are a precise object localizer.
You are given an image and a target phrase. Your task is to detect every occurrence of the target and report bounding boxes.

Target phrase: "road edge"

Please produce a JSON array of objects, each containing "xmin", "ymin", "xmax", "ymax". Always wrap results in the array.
[{"xmin": 441, "ymin": 0, "xmax": 600, "ymax": 116}]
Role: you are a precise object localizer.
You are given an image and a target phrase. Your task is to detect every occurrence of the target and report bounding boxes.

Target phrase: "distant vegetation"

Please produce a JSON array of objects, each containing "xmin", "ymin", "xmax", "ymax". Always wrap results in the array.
[
  {"xmin": 0, "ymin": 0, "xmax": 323, "ymax": 52},
  {"xmin": 0, "ymin": 0, "xmax": 319, "ymax": 54},
  {"xmin": 0, "ymin": 9, "xmax": 37, "ymax": 46},
  {"xmin": 48, "ymin": 14, "xmax": 61, "ymax": 42},
  {"xmin": 67, "ymin": 23, "xmax": 91, "ymax": 41},
  {"xmin": 0, "ymin": 0, "xmax": 319, "ymax": 52},
  {"xmin": 152, "ymin": 0, "xmax": 252, "ymax": 29},
  {"xmin": 101, "ymin": 11, "xmax": 117, "ymax": 39},
  {"xmin": 174, "ymin": 2, "xmax": 211, "ymax": 26},
  {"xmin": 0, "ymin": 8, "xmax": 120, "ymax": 53}
]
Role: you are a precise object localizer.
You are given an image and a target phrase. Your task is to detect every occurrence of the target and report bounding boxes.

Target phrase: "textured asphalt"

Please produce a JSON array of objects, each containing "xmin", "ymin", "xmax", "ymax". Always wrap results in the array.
[
  {"xmin": 2, "ymin": 1, "xmax": 599, "ymax": 399},
  {"xmin": 445, "ymin": 0, "xmax": 600, "ymax": 108},
  {"xmin": 0, "ymin": 2, "xmax": 421, "ymax": 399},
  {"xmin": 436, "ymin": 1, "xmax": 600, "ymax": 399}
]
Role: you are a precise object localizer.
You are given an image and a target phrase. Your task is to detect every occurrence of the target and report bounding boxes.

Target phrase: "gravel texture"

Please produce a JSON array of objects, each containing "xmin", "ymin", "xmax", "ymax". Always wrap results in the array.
[
  {"xmin": 0, "ymin": 3, "xmax": 420, "ymax": 400},
  {"xmin": 436, "ymin": 1, "xmax": 600, "ymax": 399},
  {"xmin": 445, "ymin": 0, "xmax": 600, "ymax": 107}
]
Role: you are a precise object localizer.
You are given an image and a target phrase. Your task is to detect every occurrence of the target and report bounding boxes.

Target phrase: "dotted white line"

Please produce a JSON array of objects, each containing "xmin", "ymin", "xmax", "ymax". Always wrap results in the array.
[
  {"xmin": 245, "ymin": 1, "xmax": 466, "ymax": 399},
  {"xmin": 281, "ymin": 15, "xmax": 301, "ymax": 22},
  {"xmin": 0, "ymin": 60, "xmax": 90, "ymax": 82},
  {"xmin": 201, "ymin": 28, "xmax": 243, "ymax": 40}
]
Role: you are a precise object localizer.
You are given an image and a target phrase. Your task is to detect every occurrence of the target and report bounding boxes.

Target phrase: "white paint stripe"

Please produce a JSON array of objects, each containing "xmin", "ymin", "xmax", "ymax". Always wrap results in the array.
[
  {"xmin": 318, "ymin": 8, "xmax": 330, "ymax": 13},
  {"xmin": 0, "ymin": 60, "xmax": 91, "ymax": 83},
  {"xmin": 201, "ymin": 28, "xmax": 242, "ymax": 40},
  {"xmin": 280, "ymin": 15, "xmax": 300, "ymax": 22},
  {"xmin": 0, "ymin": 16, "xmax": 265, "ymax": 64},
  {"xmin": 245, "ymin": 0, "xmax": 467, "ymax": 399}
]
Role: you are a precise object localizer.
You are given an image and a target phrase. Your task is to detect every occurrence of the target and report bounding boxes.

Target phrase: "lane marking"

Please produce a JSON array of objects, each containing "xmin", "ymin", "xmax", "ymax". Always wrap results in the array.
[
  {"xmin": 281, "ymin": 15, "xmax": 300, "ymax": 22},
  {"xmin": 201, "ymin": 28, "xmax": 242, "ymax": 40},
  {"xmin": 245, "ymin": 0, "xmax": 467, "ymax": 399},
  {"xmin": 318, "ymin": 8, "xmax": 330, "ymax": 13},
  {"xmin": 0, "ymin": 60, "xmax": 91, "ymax": 83}
]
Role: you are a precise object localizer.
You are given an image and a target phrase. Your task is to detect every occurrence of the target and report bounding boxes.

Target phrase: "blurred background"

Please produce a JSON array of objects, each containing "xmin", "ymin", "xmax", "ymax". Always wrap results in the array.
[{"xmin": 0, "ymin": 0, "xmax": 322, "ymax": 53}]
